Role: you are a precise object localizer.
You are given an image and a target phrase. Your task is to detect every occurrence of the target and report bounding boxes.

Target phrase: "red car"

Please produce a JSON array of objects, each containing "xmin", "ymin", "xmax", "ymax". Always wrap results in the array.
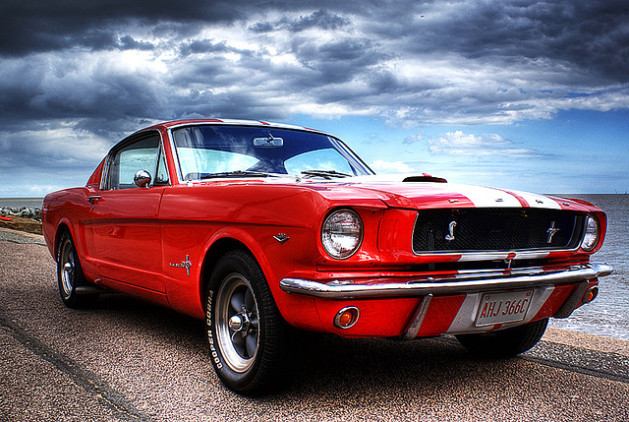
[{"xmin": 42, "ymin": 119, "xmax": 612, "ymax": 394}]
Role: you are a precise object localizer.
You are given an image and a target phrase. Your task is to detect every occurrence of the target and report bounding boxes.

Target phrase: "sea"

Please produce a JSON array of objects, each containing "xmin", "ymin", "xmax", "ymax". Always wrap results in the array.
[
  {"xmin": 0, "ymin": 194, "xmax": 627, "ymax": 341},
  {"xmin": 0, "ymin": 197, "xmax": 44, "ymax": 209},
  {"xmin": 546, "ymin": 194, "xmax": 629, "ymax": 341}
]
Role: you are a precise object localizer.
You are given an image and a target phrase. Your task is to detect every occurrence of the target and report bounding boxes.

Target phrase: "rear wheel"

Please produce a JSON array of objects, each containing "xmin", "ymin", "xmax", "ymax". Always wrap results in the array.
[
  {"xmin": 205, "ymin": 250, "xmax": 288, "ymax": 395},
  {"xmin": 57, "ymin": 231, "xmax": 94, "ymax": 308},
  {"xmin": 455, "ymin": 318, "xmax": 548, "ymax": 358}
]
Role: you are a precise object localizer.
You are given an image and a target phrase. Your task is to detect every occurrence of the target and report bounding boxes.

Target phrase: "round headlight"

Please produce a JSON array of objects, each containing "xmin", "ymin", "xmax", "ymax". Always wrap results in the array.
[
  {"xmin": 580, "ymin": 215, "xmax": 600, "ymax": 251},
  {"xmin": 321, "ymin": 209, "xmax": 363, "ymax": 259}
]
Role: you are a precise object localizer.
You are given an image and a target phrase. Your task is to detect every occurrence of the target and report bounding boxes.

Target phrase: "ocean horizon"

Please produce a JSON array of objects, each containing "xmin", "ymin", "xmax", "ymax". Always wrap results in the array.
[{"xmin": 0, "ymin": 198, "xmax": 44, "ymax": 208}]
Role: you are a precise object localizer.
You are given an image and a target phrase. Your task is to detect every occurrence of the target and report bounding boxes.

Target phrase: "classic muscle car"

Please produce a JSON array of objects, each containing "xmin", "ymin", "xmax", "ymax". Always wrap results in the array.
[{"xmin": 42, "ymin": 119, "xmax": 612, "ymax": 394}]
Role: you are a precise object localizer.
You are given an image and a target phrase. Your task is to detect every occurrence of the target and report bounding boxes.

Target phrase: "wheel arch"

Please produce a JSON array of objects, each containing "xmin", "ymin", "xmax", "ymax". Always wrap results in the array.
[
  {"xmin": 199, "ymin": 234, "xmax": 278, "ymax": 307},
  {"xmin": 53, "ymin": 220, "xmax": 73, "ymax": 259},
  {"xmin": 201, "ymin": 237, "xmax": 248, "ymax": 298}
]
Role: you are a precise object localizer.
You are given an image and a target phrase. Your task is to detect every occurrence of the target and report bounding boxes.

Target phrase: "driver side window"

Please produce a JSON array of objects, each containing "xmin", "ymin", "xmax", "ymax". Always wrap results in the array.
[{"xmin": 107, "ymin": 135, "xmax": 160, "ymax": 190}]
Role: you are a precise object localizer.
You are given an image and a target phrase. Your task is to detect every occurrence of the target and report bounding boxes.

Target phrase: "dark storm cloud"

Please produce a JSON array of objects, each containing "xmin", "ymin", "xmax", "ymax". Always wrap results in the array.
[
  {"xmin": 0, "ymin": 55, "xmax": 164, "ymax": 124},
  {"xmin": 0, "ymin": 0, "xmax": 245, "ymax": 56},
  {"xmin": 0, "ymin": 0, "xmax": 629, "ymax": 125},
  {"xmin": 179, "ymin": 40, "xmax": 231, "ymax": 57},
  {"xmin": 0, "ymin": 122, "xmax": 109, "ymax": 170},
  {"xmin": 1, "ymin": 0, "xmax": 626, "ymax": 127},
  {"xmin": 119, "ymin": 36, "xmax": 155, "ymax": 51},
  {"xmin": 250, "ymin": 9, "xmax": 350, "ymax": 33},
  {"xmin": 366, "ymin": 1, "xmax": 629, "ymax": 84},
  {"xmin": 290, "ymin": 37, "xmax": 385, "ymax": 85},
  {"xmin": 1, "ymin": 0, "xmax": 628, "ymax": 195}
]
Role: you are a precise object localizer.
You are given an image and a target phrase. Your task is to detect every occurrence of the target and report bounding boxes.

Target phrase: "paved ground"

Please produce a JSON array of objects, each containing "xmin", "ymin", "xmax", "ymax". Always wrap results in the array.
[{"xmin": 1, "ymin": 228, "xmax": 628, "ymax": 422}]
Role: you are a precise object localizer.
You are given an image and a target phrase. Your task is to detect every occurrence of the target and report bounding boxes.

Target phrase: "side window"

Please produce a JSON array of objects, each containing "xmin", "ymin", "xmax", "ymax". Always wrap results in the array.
[
  {"xmin": 155, "ymin": 149, "xmax": 170, "ymax": 185},
  {"xmin": 107, "ymin": 135, "xmax": 160, "ymax": 190}
]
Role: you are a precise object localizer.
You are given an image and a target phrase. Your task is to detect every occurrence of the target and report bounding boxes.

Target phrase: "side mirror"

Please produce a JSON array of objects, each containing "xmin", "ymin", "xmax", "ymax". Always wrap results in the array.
[{"xmin": 134, "ymin": 170, "xmax": 152, "ymax": 188}]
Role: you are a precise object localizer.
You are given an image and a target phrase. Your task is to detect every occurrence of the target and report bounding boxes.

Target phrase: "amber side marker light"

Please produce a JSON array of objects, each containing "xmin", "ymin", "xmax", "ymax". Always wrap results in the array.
[
  {"xmin": 583, "ymin": 286, "xmax": 599, "ymax": 304},
  {"xmin": 334, "ymin": 306, "xmax": 360, "ymax": 329}
]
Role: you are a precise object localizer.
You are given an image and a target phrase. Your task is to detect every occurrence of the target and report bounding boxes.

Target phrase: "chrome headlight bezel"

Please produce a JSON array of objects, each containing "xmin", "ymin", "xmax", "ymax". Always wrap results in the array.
[
  {"xmin": 580, "ymin": 214, "xmax": 600, "ymax": 252},
  {"xmin": 321, "ymin": 208, "xmax": 364, "ymax": 260}
]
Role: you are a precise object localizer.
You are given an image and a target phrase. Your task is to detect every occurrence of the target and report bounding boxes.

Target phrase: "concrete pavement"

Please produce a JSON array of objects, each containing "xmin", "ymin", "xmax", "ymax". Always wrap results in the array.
[{"xmin": 1, "ymin": 228, "xmax": 628, "ymax": 421}]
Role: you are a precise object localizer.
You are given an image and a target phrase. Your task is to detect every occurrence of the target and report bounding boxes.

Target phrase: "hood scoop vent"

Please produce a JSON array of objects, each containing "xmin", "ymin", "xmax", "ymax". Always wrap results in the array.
[{"xmin": 403, "ymin": 175, "xmax": 447, "ymax": 183}]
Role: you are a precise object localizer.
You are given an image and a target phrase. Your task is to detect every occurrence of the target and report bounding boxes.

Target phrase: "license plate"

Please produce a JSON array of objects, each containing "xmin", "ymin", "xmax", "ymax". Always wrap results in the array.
[{"xmin": 475, "ymin": 290, "xmax": 533, "ymax": 327}]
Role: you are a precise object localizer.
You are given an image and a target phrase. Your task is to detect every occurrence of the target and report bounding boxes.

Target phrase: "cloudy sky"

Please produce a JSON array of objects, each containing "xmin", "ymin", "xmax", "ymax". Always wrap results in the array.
[{"xmin": 1, "ymin": 0, "xmax": 628, "ymax": 197}]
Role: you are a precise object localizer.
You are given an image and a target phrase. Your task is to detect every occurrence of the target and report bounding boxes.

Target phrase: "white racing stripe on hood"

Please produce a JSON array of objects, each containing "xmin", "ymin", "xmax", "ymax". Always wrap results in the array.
[
  {"xmin": 510, "ymin": 190, "xmax": 562, "ymax": 209},
  {"xmin": 447, "ymin": 184, "xmax": 522, "ymax": 208},
  {"xmin": 332, "ymin": 175, "xmax": 563, "ymax": 210}
]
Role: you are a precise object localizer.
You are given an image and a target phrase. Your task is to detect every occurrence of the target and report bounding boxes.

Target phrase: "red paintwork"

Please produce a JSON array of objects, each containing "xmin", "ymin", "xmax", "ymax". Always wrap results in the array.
[
  {"xmin": 531, "ymin": 284, "xmax": 579, "ymax": 320},
  {"xmin": 418, "ymin": 295, "xmax": 467, "ymax": 336},
  {"xmin": 42, "ymin": 119, "xmax": 609, "ymax": 339}
]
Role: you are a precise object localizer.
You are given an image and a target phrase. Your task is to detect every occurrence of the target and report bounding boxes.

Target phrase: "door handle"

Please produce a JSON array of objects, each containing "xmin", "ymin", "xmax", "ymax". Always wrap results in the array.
[{"xmin": 87, "ymin": 196, "xmax": 101, "ymax": 204}]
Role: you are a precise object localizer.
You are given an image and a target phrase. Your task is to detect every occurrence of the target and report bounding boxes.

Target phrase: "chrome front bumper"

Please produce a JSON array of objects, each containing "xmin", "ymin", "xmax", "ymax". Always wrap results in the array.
[{"xmin": 279, "ymin": 263, "xmax": 613, "ymax": 299}]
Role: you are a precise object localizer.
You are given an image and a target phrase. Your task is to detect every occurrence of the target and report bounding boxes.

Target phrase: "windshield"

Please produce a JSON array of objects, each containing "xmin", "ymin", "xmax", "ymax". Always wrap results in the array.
[{"xmin": 171, "ymin": 125, "xmax": 374, "ymax": 181}]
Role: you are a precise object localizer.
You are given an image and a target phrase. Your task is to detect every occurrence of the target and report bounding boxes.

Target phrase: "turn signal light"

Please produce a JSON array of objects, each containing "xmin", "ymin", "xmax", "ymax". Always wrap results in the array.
[
  {"xmin": 583, "ymin": 286, "xmax": 599, "ymax": 304},
  {"xmin": 334, "ymin": 306, "xmax": 360, "ymax": 329}
]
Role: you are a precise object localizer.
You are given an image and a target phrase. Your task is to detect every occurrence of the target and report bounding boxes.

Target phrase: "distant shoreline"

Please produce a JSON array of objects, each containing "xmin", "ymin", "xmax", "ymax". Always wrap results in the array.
[
  {"xmin": 0, "ymin": 198, "xmax": 44, "ymax": 208},
  {"xmin": 0, "ymin": 197, "xmax": 45, "ymax": 200}
]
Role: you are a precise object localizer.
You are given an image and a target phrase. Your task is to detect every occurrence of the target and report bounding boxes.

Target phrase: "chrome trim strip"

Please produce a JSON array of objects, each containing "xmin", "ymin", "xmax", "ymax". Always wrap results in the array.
[
  {"xmin": 165, "ymin": 122, "xmax": 374, "ymax": 184},
  {"xmin": 333, "ymin": 306, "xmax": 360, "ymax": 329},
  {"xmin": 279, "ymin": 263, "xmax": 612, "ymax": 299},
  {"xmin": 75, "ymin": 285, "xmax": 107, "ymax": 295},
  {"xmin": 100, "ymin": 129, "xmax": 166, "ymax": 190},
  {"xmin": 432, "ymin": 264, "xmax": 583, "ymax": 282},
  {"xmin": 403, "ymin": 294, "xmax": 433, "ymax": 339},
  {"xmin": 164, "ymin": 120, "xmax": 317, "ymax": 133},
  {"xmin": 167, "ymin": 122, "xmax": 327, "ymax": 184},
  {"xmin": 166, "ymin": 127, "xmax": 184, "ymax": 184}
]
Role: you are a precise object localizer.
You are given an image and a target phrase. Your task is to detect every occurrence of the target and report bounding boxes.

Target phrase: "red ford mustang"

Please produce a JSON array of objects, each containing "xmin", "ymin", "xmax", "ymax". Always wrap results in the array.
[{"xmin": 42, "ymin": 119, "xmax": 612, "ymax": 394}]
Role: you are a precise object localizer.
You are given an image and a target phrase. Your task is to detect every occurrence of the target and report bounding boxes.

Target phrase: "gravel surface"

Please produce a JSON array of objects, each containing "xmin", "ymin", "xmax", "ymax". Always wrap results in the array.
[
  {"xmin": 0, "ymin": 227, "xmax": 45, "ymax": 245},
  {"xmin": 1, "ymin": 229, "xmax": 628, "ymax": 422}
]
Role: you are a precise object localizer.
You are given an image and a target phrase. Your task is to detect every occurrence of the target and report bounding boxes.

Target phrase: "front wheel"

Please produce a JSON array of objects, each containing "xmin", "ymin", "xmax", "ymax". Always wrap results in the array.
[
  {"xmin": 205, "ymin": 250, "xmax": 288, "ymax": 395},
  {"xmin": 455, "ymin": 318, "xmax": 548, "ymax": 359}
]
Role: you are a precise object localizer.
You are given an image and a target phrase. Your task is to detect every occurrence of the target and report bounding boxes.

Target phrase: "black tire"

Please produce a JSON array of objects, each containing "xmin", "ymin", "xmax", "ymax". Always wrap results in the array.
[
  {"xmin": 455, "ymin": 318, "xmax": 548, "ymax": 359},
  {"xmin": 56, "ymin": 231, "xmax": 93, "ymax": 308},
  {"xmin": 205, "ymin": 250, "xmax": 288, "ymax": 395}
]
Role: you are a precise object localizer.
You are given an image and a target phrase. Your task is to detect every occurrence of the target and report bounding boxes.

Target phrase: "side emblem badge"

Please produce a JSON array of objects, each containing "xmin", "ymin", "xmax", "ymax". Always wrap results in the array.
[
  {"xmin": 445, "ymin": 221, "xmax": 457, "ymax": 241},
  {"xmin": 273, "ymin": 233, "xmax": 290, "ymax": 244},
  {"xmin": 170, "ymin": 255, "xmax": 192, "ymax": 276},
  {"xmin": 546, "ymin": 221, "xmax": 560, "ymax": 244}
]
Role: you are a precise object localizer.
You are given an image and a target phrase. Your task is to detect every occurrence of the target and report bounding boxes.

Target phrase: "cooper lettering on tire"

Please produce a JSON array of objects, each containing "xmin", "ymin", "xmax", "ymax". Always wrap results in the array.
[{"xmin": 205, "ymin": 250, "xmax": 288, "ymax": 394}]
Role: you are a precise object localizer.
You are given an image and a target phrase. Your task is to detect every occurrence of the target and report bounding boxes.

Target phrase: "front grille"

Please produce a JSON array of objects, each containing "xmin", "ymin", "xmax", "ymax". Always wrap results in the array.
[{"xmin": 412, "ymin": 208, "xmax": 585, "ymax": 253}]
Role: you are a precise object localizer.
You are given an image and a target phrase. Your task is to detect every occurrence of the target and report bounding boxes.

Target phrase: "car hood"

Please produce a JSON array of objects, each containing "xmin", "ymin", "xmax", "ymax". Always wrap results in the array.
[{"xmin": 313, "ymin": 174, "xmax": 596, "ymax": 212}]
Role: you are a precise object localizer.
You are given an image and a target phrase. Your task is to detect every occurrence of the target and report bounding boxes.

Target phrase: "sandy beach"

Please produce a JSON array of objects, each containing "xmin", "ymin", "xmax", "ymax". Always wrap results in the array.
[{"xmin": 0, "ymin": 214, "xmax": 42, "ymax": 234}]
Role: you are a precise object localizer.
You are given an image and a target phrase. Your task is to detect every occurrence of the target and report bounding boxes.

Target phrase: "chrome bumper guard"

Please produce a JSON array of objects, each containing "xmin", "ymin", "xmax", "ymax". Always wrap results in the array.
[{"xmin": 279, "ymin": 263, "xmax": 613, "ymax": 299}]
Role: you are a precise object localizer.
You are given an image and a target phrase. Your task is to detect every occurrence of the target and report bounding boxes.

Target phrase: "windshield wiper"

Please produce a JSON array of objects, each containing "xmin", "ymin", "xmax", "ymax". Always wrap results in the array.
[
  {"xmin": 300, "ymin": 169, "xmax": 351, "ymax": 179},
  {"xmin": 198, "ymin": 170, "xmax": 275, "ymax": 180}
]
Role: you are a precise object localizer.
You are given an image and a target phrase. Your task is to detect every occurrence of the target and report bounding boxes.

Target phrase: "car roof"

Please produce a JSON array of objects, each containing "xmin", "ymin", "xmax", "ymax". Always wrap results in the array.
[{"xmin": 141, "ymin": 119, "xmax": 326, "ymax": 134}]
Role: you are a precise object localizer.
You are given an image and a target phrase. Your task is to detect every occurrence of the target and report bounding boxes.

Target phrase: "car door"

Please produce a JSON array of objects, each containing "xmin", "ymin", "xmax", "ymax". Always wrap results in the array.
[{"xmin": 88, "ymin": 131, "xmax": 170, "ymax": 293}]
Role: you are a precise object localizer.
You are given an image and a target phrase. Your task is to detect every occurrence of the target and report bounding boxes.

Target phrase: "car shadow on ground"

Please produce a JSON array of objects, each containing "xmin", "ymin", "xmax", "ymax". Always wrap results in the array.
[{"xmin": 83, "ymin": 292, "xmax": 519, "ymax": 400}]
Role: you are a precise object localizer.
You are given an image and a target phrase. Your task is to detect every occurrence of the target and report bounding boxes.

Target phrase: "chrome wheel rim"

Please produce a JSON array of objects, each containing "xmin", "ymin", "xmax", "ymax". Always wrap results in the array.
[
  {"xmin": 59, "ymin": 239, "xmax": 75, "ymax": 299},
  {"xmin": 215, "ymin": 273, "xmax": 260, "ymax": 373}
]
